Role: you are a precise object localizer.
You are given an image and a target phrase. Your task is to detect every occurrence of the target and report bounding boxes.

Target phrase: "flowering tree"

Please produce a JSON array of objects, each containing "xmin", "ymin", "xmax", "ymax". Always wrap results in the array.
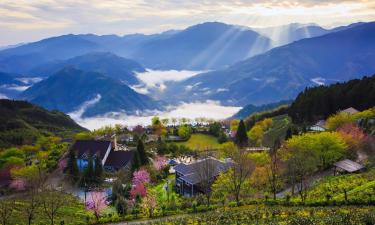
[
  {"xmin": 153, "ymin": 156, "xmax": 167, "ymax": 171},
  {"xmin": 9, "ymin": 178, "xmax": 26, "ymax": 191},
  {"xmin": 132, "ymin": 169, "xmax": 150, "ymax": 186},
  {"xmin": 86, "ymin": 191, "xmax": 108, "ymax": 221},
  {"xmin": 337, "ymin": 123, "xmax": 365, "ymax": 148},
  {"xmin": 130, "ymin": 183, "xmax": 147, "ymax": 199},
  {"xmin": 141, "ymin": 189, "xmax": 158, "ymax": 218},
  {"xmin": 58, "ymin": 158, "xmax": 67, "ymax": 172}
]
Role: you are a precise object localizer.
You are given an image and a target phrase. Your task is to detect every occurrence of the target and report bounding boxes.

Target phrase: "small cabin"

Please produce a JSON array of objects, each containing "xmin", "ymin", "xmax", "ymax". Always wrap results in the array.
[{"xmin": 333, "ymin": 159, "xmax": 365, "ymax": 175}]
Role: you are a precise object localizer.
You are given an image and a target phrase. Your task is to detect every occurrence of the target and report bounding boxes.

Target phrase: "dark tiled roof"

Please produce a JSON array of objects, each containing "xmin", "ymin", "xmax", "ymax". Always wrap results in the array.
[
  {"xmin": 175, "ymin": 158, "xmax": 232, "ymax": 184},
  {"xmin": 71, "ymin": 140, "xmax": 111, "ymax": 160},
  {"xmin": 104, "ymin": 150, "xmax": 134, "ymax": 169}
]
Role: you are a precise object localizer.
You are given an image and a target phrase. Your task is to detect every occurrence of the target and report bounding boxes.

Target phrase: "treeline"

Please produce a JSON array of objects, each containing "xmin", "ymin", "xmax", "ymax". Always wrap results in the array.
[{"xmin": 289, "ymin": 75, "xmax": 375, "ymax": 123}]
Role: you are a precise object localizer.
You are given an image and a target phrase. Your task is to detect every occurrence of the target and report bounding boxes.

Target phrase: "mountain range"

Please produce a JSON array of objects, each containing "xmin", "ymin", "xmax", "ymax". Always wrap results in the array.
[
  {"xmin": 21, "ymin": 67, "xmax": 160, "ymax": 117},
  {"xmin": 30, "ymin": 52, "xmax": 145, "ymax": 85},
  {"xmin": 0, "ymin": 21, "xmax": 375, "ymax": 118},
  {"xmin": 166, "ymin": 22, "xmax": 375, "ymax": 106},
  {"xmin": 0, "ymin": 21, "xmax": 346, "ymax": 73}
]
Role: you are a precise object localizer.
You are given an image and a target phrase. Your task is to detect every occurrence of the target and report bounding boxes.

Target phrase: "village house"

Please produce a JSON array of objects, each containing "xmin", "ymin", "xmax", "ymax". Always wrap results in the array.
[
  {"xmin": 174, "ymin": 157, "xmax": 232, "ymax": 197},
  {"xmin": 70, "ymin": 139, "xmax": 134, "ymax": 172},
  {"xmin": 310, "ymin": 120, "xmax": 327, "ymax": 132},
  {"xmin": 333, "ymin": 159, "xmax": 365, "ymax": 175}
]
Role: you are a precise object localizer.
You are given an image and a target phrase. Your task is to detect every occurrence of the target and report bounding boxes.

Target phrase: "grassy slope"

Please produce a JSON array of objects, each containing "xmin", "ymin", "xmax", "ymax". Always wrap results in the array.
[
  {"xmin": 298, "ymin": 169, "xmax": 375, "ymax": 203},
  {"xmin": 262, "ymin": 114, "xmax": 291, "ymax": 147},
  {"xmin": 176, "ymin": 134, "xmax": 223, "ymax": 151},
  {"xmin": 8, "ymin": 193, "xmax": 91, "ymax": 225}
]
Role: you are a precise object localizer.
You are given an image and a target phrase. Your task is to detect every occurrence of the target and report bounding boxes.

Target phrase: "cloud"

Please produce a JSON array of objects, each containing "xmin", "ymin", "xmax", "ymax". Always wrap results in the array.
[
  {"xmin": 71, "ymin": 100, "xmax": 241, "ymax": 130},
  {"xmin": 0, "ymin": 93, "xmax": 8, "ymax": 99},
  {"xmin": 135, "ymin": 69, "xmax": 203, "ymax": 93},
  {"xmin": 0, "ymin": 0, "xmax": 374, "ymax": 45},
  {"xmin": 68, "ymin": 94, "xmax": 102, "ymax": 119}
]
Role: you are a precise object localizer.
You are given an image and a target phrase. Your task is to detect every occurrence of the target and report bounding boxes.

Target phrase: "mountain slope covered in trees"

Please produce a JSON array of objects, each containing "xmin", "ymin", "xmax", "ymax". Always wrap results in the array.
[
  {"xmin": 289, "ymin": 74, "xmax": 375, "ymax": 123},
  {"xmin": 0, "ymin": 99, "xmax": 85, "ymax": 147},
  {"xmin": 21, "ymin": 67, "xmax": 161, "ymax": 117}
]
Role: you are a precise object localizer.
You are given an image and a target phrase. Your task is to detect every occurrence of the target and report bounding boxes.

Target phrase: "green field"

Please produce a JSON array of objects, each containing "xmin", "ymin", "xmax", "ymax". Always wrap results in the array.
[{"xmin": 176, "ymin": 134, "xmax": 223, "ymax": 151}]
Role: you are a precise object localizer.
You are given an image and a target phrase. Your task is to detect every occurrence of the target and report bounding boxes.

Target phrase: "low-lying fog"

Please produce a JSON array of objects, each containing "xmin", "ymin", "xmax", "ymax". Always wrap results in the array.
[
  {"xmin": 131, "ymin": 69, "xmax": 205, "ymax": 94},
  {"xmin": 69, "ymin": 100, "xmax": 241, "ymax": 130}
]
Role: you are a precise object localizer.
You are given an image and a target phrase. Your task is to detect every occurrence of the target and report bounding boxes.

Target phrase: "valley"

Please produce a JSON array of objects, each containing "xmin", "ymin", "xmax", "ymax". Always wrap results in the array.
[{"xmin": 0, "ymin": 5, "xmax": 375, "ymax": 224}]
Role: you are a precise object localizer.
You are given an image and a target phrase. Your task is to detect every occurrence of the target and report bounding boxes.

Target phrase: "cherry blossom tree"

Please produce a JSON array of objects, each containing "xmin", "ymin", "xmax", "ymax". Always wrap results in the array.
[
  {"xmin": 86, "ymin": 191, "xmax": 108, "ymax": 221},
  {"xmin": 58, "ymin": 158, "xmax": 67, "ymax": 172},
  {"xmin": 132, "ymin": 169, "xmax": 150, "ymax": 186},
  {"xmin": 153, "ymin": 156, "xmax": 167, "ymax": 171},
  {"xmin": 141, "ymin": 189, "xmax": 158, "ymax": 218},
  {"xmin": 130, "ymin": 183, "xmax": 147, "ymax": 199},
  {"xmin": 9, "ymin": 178, "xmax": 26, "ymax": 191}
]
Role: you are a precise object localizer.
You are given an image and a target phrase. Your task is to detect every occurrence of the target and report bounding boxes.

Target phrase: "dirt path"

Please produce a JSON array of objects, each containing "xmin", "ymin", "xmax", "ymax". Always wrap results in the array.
[{"xmin": 276, "ymin": 168, "xmax": 334, "ymax": 198}]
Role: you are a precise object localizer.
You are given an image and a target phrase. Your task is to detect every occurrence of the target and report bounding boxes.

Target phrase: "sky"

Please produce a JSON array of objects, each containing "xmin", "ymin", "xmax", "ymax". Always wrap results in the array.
[{"xmin": 0, "ymin": 0, "xmax": 375, "ymax": 46}]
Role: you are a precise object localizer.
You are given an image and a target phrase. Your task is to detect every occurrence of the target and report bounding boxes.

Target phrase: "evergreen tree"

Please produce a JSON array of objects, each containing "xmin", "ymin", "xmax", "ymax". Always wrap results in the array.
[
  {"xmin": 67, "ymin": 149, "xmax": 79, "ymax": 182},
  {"xmin": 136, "ymin": 139, "xmax": 148, "ymax": 165},
  {"xmin": 132, "ymin": 151, "xmax": 141, "ymax": 172},
  {"xmin": 285, "ymin": 127, "xmax": 292, "ymax": 140},
  {"xmin": 83, "ymin": 155, "xmax": 95, "ymax": 186},
  {"xmin": 94, "ymin": 155, "xmax": 103, "ymax": 184},
  {"xmin": 235, "ymin": 120, "xmax": 248, "ymax": 147}
]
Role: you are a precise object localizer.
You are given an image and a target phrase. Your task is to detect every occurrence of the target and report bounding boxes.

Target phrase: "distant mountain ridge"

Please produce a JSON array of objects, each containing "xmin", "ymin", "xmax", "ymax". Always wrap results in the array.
[
  {"xmin": 30, "ymin": 52, "xmax": 145, "ymax": 85},
  {"xmin": 21, "ymin": 67, "xmax": 161, "ymax": 117},
  {"xmin": 167, "ymin": 22, "xmax": 375, "ymax": 106},
  {"xmin": 0, "ymin": 21, "xmax": 366, "ymax": 74}
]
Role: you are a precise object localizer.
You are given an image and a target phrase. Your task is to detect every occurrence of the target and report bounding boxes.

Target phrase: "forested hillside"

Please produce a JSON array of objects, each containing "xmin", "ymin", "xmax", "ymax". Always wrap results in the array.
[
  {"xmin": 0, "ymin": 99, "xmax": 85, "ymax": 147},
  {"xmin": 289, "ymin": 74, "xmax": 375, "ymax": 123}
]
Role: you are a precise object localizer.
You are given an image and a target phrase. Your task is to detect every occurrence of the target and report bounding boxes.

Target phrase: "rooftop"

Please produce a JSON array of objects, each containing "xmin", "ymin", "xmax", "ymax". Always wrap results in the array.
[
  {"xmin": 71, "ymin": 140, "xmax": 111, "ymax": 160},
  {"xmin": 334, "ymin": 159, "xmax": 364, "ymax": 173},
  {"xmin": 104, "ymin": 150, "xmax": 134, "ymax": 169},
  {"xmin": 340, "ymin": 107, "xmax": 359, "ymax": 114},
  {"xmin": 174, "ymin": 158, "xmax": 232, "ymax": 184}
]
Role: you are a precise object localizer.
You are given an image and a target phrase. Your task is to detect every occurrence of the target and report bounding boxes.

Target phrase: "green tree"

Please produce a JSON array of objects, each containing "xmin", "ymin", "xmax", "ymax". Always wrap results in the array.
[
  {"xmin": 67, "ymin": 149, "xmax": 79, "ymax": 182},
  {"xmin": 178, "ymin": 125, "xmax": 191, "ymax": 139},
  {"xmin": 83, "ymin": 155, "xmax": 95, "ymax": 186},
  {"xmin": 94, "ymin": 156, "xmax": 103, "ymax": 184},
  {"xmin": 136, "ymin": 139, "xmax": 148, "ymax": 165},
  {"xmin": 235, "ymin": 120, "xmax": 248, "ymax": 147}
]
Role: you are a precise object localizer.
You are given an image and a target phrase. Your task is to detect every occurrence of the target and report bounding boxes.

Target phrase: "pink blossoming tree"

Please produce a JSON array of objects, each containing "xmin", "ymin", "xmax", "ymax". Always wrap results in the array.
[
  {"xmin": 130, "ymin": 183, "xmax": 147, "ymax": 199},
  {"xmin": 153, "ymin": 156, "xmax": 167, "ymax": 171},
  {"xmin": 10, "ymin": 178, "xmax": 26, "ymax": 191},
  {"xmin": 86, "ymin": 191, "xmax": 108, "ymax": 221},
  {"xmin": 132, "ymin": 169, "xmax": 150, "ymax": 186}
]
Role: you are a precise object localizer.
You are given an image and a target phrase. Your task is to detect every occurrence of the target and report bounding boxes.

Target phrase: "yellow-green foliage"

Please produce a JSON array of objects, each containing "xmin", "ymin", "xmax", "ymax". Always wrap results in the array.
[
  {"xmin": 326, "ymin": 112, "xmax": 356, "ymax": 130},
  {"xmin": 304, "ymin": 169, "xmax": 375, "ymax": 202},
  {"xmin": 284, "ymin": 132, "xmax": 347, "ymax": 168},
  {"xmin": 247, "ymin": 118, "xmax": 273, "ymax": 146},
  {"xmin": 326, "ymin": 107, "xmax": 375, "ymax": 131},
  {"xmin": 146, "ymin": 205, "xmax": 375, "ymax": 225}
]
